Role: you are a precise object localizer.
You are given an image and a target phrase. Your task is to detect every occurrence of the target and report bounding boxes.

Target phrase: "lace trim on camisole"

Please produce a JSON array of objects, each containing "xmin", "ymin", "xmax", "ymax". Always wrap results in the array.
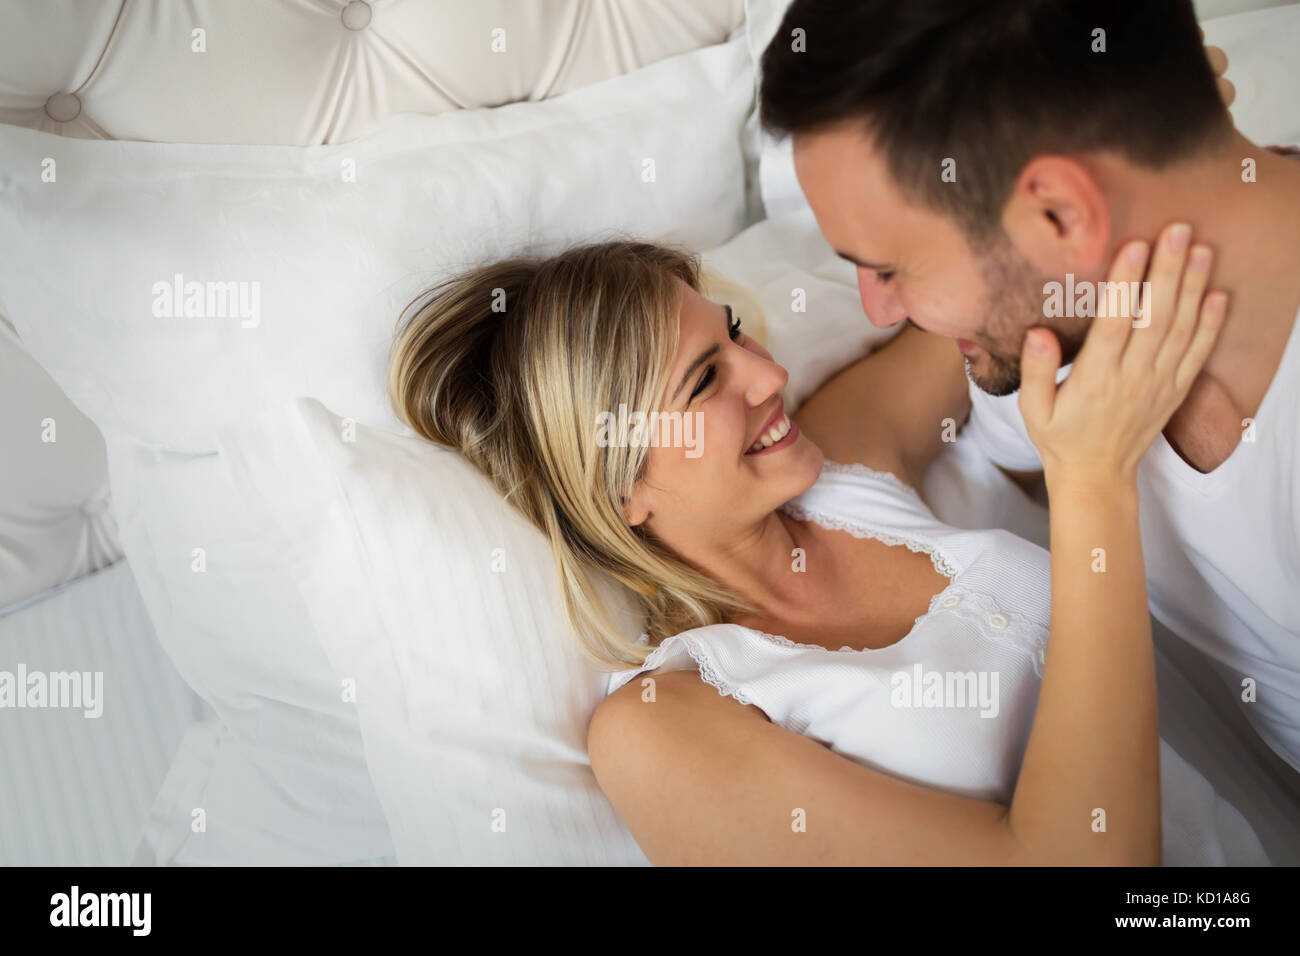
[
  {"xmin": 818, "ymin": 458, "xmax": 927, "ymax": 504},
  {"xmin": 779, "ymin": 460, "xmax": 959, "ymax": 580},
  {"xmin": 631, "ymin": 633, "xmax": 760, "ymax": 708},
  {"xmin": 773, "ymin": 459, "xmax": 1047, "ymax": 675}
]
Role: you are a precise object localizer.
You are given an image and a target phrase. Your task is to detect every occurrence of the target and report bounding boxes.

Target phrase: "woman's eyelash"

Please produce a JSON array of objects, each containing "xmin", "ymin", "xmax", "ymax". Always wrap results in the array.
[
  {"xmin": 690, "ymin": 308, "xmax": 743, "ymax": 401},
  {"xmin": 690, "ymin": 367, "xmax": 715, "ymax": 400},
  {"xmin": 876, "ymin": 270, "xmax": 894, "ymax": 283}
]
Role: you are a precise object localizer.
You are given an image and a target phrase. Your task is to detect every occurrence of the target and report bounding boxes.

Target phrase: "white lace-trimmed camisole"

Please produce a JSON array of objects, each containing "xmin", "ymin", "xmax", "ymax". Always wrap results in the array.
[{"xmin": 605, "ymin": 460, "xmax": 1270, "ymax": 865}]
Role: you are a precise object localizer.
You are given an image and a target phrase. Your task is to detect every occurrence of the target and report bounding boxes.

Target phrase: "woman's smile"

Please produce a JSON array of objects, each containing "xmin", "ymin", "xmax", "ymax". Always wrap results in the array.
[{"xmin": 745, "ymin": 411, "xmax": 798, "ymax": 456}]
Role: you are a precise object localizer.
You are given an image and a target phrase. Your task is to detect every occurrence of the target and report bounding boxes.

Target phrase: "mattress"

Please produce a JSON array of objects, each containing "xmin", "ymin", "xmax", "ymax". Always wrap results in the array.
[{"xmin": 0, "ymin": 561, "xmax": 208, "ymax": 865}]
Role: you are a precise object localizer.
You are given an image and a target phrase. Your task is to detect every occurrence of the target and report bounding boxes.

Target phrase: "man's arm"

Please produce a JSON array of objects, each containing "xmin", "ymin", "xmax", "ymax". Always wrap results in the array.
[
  {"xmin": 792, "ymin": 324, "xmax": 970, "ymax": 491},
  {"xmin": 999, "ymin": 465, "xmax": 1046, "ymax": 500}
]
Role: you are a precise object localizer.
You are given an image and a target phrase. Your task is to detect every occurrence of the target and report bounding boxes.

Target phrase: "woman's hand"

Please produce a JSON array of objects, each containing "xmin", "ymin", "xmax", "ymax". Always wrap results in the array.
[
  {"xmin": 1206, "ymin": 43, "xmax": 1233, "ymax": 107},
  {"xmin": 1017, "ymin": 223, "xmax": 1227, "ymax": 495},
  {"xmin": 1200, "ymin": 27, "xmax": 1233, "ymax": 107}
]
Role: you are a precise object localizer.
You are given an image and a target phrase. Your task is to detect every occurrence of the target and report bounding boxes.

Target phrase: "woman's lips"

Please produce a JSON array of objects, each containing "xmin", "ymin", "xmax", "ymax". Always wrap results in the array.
[{"xmin": 745, "ymin": 419, "xmax": 799, "ymax": 456}]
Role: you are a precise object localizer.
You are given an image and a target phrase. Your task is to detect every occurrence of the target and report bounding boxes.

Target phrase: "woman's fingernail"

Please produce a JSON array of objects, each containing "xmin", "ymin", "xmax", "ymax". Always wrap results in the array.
[
  {"xmin": 1167, "ymin": 223, "xmax": 1192, "ymax": 251},
  {"xmin": 1208, "ymin": 291, "xmax": 1228, "ymax": 314},
  {"xmin": 1126, "ymin": 241, "xmax": 1149, "ymax": 265},
  {"xmin": 1190, "ymin": 245, "xmax": 1213, "ymax": 268},
  {"xmin": 1027, "ymin": 330, "xmax": 1049, "ymax": 353}
]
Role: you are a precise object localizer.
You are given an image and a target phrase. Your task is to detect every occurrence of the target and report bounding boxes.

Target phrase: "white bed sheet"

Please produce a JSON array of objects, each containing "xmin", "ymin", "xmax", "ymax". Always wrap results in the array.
[{"xmin": 0, "ymin": 561, "xmax": 208, "ymax": 865}]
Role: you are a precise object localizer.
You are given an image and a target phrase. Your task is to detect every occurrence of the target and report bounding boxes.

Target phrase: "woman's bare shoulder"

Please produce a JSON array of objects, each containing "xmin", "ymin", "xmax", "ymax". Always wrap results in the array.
[{"xmin": 589, "ymin": 667, "xmax": 770, "ymax": 781}]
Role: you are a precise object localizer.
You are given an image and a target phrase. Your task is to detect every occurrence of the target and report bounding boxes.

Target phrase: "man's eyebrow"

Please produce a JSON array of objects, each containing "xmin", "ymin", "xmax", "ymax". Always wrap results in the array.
[
  {"xmin": 670, "ymin": 305, "xmax": 731, "ymax": 402},
  {"xmin": 835, "ymin": 249, "xmax": 892, "ymax": 271}
]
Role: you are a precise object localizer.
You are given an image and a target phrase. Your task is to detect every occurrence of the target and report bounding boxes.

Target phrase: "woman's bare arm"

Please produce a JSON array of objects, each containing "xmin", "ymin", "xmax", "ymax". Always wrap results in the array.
[
  {"xmin": 590, "ymin": 670, "xmax": 1030, "ymax": 866},
  {"xmin": 792, "ymin": 324, "xmax": 969, "ymax": 492},
  {"xmin": 590, "ymin": 668, "xmax": 1142, "ymax": 865}
]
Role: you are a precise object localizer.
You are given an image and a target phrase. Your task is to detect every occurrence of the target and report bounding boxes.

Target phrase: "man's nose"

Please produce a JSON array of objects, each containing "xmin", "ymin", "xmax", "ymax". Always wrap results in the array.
[{"xmin": 857, "ymin": 268, "xmax": 907, "ymax": 328}]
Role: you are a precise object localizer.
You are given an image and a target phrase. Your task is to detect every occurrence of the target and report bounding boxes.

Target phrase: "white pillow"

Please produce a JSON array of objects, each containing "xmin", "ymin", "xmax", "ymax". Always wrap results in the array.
[
  {"xmin": 0, "ymin": 38, "xmax": 754, "ymax": 455},
  {"xmin": 0, "ymin": 37, "xmax": 756, "ymax": 864},
  {"xmin": 0, "ymin": 317, "xmax": 121, "ymax": 609},
  {"xmin": 217, "ymin": 398, "xmax": 649, "ymax": 865}
]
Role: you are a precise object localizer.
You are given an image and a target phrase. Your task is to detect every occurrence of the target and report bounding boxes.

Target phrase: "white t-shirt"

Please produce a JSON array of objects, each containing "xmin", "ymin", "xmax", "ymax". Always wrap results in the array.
[{"xmin": 962, "ymin": 307, "xmax": 1300, "ymax": 774}]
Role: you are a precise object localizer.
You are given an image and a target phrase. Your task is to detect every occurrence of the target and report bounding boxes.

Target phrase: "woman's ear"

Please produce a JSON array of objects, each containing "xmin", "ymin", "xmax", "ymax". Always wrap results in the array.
[{"xmin": 621, "ymin": 484, "xmax": 650, "ymax": 528}]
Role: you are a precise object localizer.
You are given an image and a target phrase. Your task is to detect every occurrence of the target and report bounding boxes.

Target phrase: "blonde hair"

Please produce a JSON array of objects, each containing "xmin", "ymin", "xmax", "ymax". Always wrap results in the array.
[{"xmin": 389, "ymin": 240, "xmax": 764, "ymax": 670}]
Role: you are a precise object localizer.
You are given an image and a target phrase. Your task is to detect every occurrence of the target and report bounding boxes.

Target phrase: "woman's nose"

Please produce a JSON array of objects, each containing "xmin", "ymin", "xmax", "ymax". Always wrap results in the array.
[
  {"xmin": 857, "ymin": 268, "xmax": 907, "ymax": 328},
  {"xmin": 743, "ymin": 349, "xmax": 789, "ymax": 407}
]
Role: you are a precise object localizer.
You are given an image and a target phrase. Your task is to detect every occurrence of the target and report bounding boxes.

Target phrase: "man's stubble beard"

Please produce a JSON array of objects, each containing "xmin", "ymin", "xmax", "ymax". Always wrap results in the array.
[{"xmin": 967, "ymin": 234, "xmax": 1089, "ymax": 397}]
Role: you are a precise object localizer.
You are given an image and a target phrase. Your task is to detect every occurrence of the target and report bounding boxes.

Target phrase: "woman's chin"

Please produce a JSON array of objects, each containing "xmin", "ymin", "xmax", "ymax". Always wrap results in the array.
[
  {"xmin": 745, "ymin": 434, "xmax": 823, "ymax": 500},
  {"xmin": 797, "ymin": 440, "xmax": 826, "ymax": 489}
]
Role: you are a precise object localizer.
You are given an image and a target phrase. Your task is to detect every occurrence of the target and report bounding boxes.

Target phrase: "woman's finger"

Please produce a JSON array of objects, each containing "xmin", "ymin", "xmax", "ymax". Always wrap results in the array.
[
  {"xmin": 1206, "ymin": 45, "xmax": 1228, "ymax": 77},
  {"xmin": 1078, "ymin": 239, "xmax": 1149, "ymax": 371},
  {"xmin": 1204, "ymin": 43, "xmax": 1234, "ymax": 105},
  {"xmin": 1174, "ymin": 291, "xmax": 1228, "ymax": 395},
  {"xmin": 1218, "ymin": 75, "xmax": 1236, "ymax": 107},
  {"xmin": 1154, "ymin": 244, "xmax": 1214, "ymax": 380},
  {"xmin": 1017, "ymin": 327, "xmax": 1061, "ymax": 432},
  {"xmin": 1122, "ymin": 222, "xmax": 1192, "ymax": 371},
  {"xmin": 1019, "ymin": 329, "xmax": 1060, "ymax": 434}
]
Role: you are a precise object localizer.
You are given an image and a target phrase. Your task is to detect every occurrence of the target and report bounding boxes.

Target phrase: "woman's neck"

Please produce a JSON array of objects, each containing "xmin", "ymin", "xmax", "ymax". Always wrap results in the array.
[{"xmin": 679, "ymin": 509, "xmax": 829, "ymax": 630}]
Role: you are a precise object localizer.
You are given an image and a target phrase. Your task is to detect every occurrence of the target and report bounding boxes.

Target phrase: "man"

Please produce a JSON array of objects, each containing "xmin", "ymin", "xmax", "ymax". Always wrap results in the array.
[{"xmin": 758, "ymin": 0, "xmax": 1300, "ymax": 773}]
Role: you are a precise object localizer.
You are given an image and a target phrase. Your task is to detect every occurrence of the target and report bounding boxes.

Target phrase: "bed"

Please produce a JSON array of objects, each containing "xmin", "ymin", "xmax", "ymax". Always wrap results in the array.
[{"xmin": 1, "ymin": 0, "xmax": 1296, "ymax": 867}]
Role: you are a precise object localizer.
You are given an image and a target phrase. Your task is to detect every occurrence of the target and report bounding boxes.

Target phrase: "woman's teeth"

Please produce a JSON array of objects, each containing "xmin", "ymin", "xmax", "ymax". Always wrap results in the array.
[{"xmin": 747, "ymin": 414, "xmax": 792, "ymax": 454}]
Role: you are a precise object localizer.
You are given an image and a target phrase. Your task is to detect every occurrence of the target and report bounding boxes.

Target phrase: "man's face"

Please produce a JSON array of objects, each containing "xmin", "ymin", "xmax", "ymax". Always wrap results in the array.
[{"xmin": 792, "ymin": 121, "xmax": 1086, "ymax": 395}]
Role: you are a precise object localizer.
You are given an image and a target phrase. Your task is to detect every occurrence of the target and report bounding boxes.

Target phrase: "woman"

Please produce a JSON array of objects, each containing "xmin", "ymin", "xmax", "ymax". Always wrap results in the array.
[{"xmin": 388, "ymin": 228, "xmax": 1267, "ymax": 865}]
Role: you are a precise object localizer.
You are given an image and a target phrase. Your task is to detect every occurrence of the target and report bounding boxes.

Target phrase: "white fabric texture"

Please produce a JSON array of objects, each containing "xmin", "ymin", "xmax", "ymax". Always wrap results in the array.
[
  {"xmin": 216, "ymin": 397, "xmax": 650, "ymax": 866},
  {"xmin": 964, "ymin": 303, "xmax": 1300, "ymax": 775},
  {"xmin": 0, "ymin": 34, "xmax": 756, "ymax": 864},
  {"xmin": 0, "ymin": 316, "xmax": 121, "ymax": 609},
  {"xmin": 102, "ymin": 434, "xmax": 398, "ymax": 865},
  {"xmin": 607, "ymin": 461, "xmax": 1272, "ymax": 865},
  {"xmin": 0, "ymin": 562, "xmax": 205, "ymax": 865}
]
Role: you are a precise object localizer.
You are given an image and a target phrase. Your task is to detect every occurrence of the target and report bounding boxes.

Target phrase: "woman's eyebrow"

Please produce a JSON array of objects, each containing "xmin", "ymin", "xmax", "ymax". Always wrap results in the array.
[{"xmin": 670, "ymin": 304, "xmax": 731, "ymax": 402}]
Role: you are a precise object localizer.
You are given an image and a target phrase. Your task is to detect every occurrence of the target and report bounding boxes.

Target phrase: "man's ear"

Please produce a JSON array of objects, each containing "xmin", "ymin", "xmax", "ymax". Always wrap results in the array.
[{"xmin": 1001, "ymin": 155, "xmax": 1111, "ymax": 276}]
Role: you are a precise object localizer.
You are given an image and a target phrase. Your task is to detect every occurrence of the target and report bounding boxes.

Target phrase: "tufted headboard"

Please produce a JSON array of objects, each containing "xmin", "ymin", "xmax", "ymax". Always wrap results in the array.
[
  {"xmin": 0, "ymin": 0, "xmax": 745, "ymax": 144},
  {"xmin": 0, "ymin": 0, "xmax": 745, "ymax": 609}
]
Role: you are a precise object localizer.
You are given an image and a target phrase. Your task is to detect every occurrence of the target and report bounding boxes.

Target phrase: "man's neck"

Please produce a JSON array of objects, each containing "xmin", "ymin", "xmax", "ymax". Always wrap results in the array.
[{"xmin": 1110, "ymin": 132, "xmax": 1300, "ymax": 403}]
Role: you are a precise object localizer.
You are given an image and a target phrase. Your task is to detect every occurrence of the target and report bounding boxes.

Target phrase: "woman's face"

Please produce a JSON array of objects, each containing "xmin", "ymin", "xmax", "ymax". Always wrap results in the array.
[{"xmin": 621, "ymin": 279, "xmax": 824, "ymax": 551}]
